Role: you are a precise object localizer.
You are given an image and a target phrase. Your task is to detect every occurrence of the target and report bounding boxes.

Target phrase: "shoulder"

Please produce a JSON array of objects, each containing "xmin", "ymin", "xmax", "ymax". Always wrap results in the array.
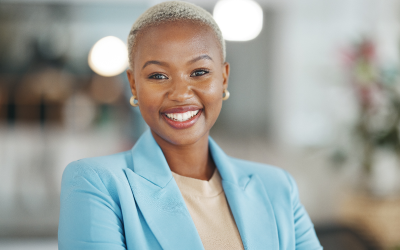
[
  {"xmin": 229, "ymin": 157, "xmax": 292, "ymax": 182},
  {"xmin": 61, "ymin": 150, "xmax": 132, "ymax": 198},
  {"xmin": 228, "ymin": 157, "xmax": 296, "ymax": 195},
  {"xmin": 63, "ymin": 150, "xmax": 132, "ymax": 178}
]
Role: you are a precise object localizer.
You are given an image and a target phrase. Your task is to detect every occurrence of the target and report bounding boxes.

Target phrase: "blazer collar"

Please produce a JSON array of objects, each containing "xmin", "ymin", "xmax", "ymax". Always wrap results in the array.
[
  {"xmin": 129, "ymin": 129, "xmax": 172, "ymax": 188},
  {"xmin": 129, "ymin": 130, "xmax": 248, "ymax": 188},
  {"xmin": 126, "ymin": 130, "xmax": 279, "ymax": 250},
  {"xmin": 208, "ymin": 136, "xmax": 250, "ymax": 187},
  {"xmin": 210, "ymin": 136, "xmax": 279, "ymax": 249},
  {"xmin": 126, "ymin": 130, "xmax": 204, "ymax": 250}
]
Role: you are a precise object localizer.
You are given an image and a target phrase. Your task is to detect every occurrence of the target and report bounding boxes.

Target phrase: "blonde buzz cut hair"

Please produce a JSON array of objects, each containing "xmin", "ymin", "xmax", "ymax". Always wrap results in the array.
[{"xmin": 127, "ymin": 1, "xmax": 226, "ymax": 68}]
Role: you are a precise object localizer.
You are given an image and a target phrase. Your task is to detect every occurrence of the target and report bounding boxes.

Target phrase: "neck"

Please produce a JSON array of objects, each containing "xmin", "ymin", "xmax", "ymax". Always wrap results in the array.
[{"xmin": 151, "ymin": 131, "xmax": 215, "ymax": 181}]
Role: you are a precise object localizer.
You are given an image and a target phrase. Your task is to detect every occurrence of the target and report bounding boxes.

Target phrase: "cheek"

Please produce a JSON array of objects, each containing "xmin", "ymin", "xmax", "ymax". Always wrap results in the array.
[
  {"xmin": 137, "ymin": 85, "xmax": 163, "ymax": 121},
  {"xmin": 201, "ymin": 80, "xmax": 224, "ymax": 118}
]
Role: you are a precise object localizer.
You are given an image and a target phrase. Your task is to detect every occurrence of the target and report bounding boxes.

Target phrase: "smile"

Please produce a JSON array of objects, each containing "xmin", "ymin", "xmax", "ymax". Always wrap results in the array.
[
  {"xmin": 165, "ymin": 110, "xmax": 199, "ymax": 122},
  {"xmin": 162, "ymin": 108, "xmax": 202, "ymax": 129}
]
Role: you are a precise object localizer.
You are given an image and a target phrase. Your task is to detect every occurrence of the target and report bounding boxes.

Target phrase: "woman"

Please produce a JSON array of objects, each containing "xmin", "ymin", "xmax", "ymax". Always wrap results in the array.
[{"xmin": 58, "ymin": 1, "xmax": 322, "ymax": 250}]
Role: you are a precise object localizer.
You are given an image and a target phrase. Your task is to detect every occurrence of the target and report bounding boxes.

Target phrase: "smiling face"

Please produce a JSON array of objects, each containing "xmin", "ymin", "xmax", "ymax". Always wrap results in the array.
[{"xmin": 127, "ymin": 21, "xmax": 229, "ymax": 146}]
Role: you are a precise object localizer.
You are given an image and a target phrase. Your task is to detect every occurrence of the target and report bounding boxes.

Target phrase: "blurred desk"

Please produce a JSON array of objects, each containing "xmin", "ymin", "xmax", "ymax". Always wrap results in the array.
[{"xmin": 339, "ymin": 193, "xmax": 400, "ymax": 249}]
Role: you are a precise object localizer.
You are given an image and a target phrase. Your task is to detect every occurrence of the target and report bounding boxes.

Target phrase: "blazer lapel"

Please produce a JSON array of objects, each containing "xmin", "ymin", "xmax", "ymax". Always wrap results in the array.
[
  {"xmin": 124, "ymin": 130, "xmax": 204, "ymax": 250},
  {"xmin": 209, "ymin": 137, "xmax": 280, "ymax": 250}
]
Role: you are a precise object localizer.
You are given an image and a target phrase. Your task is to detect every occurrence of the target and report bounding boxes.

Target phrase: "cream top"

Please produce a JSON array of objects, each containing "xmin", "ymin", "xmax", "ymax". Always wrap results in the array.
[{"xmin": 172, "ymin": 169, "xmax": 244, "ymax": 250}]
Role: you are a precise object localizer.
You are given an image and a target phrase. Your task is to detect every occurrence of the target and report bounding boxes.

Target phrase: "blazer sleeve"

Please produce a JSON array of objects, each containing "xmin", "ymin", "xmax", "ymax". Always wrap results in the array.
[
  {"xmin": 58, "ymin": 161, "xmax": 126, "ymax": 250},
  {"xmin": 285, "ymin": 172, "xmax": 323, "ymax": 250}
]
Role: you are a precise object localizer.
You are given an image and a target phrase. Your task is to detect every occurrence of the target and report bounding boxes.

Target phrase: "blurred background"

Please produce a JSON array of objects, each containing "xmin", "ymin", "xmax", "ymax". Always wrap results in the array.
[{"xmin": 1, "ymin": 0, "xmax": 400, "ymax": 249}]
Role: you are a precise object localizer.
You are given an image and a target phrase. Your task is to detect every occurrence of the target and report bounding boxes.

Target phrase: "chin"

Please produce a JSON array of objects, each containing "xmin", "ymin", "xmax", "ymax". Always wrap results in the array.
[
  {"xmin": 167, "ymin": 129, "xmax": 208, "ymax": 146},
  {"xmin": 150, "ymin": 123, "xmax": 210, "ymax": 147}
]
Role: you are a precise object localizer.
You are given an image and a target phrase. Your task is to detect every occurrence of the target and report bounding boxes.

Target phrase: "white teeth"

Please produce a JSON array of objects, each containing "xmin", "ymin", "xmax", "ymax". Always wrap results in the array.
[{"xmin": 165, "ymin": 110, "xmax": 200, "ymax": 122}]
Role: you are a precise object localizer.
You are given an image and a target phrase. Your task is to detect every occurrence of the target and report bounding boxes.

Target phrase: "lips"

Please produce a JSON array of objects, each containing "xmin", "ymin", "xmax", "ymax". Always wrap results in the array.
[{"xmin": 162, "ymin": 106, "xmax": 202, "ymax": 129}]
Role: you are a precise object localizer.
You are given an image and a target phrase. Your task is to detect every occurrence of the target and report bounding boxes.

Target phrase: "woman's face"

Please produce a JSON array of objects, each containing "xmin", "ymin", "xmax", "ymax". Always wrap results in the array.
[{"xmin": 127, "ymin": 21, "xmax": 229, "ymax": 146}]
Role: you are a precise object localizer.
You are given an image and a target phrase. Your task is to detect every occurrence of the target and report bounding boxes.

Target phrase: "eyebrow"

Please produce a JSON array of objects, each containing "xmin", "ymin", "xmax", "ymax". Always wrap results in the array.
[
  {"xmin": 141, "ymin": 54, "xmax": 213, "ymax": 70},
  {"xmin": 142, "ymin": 60, "xmax": 168, "ymax": 70},
  {"xmin": 188, "ymin": 54, "xmax": 213, "ymax": 64}
]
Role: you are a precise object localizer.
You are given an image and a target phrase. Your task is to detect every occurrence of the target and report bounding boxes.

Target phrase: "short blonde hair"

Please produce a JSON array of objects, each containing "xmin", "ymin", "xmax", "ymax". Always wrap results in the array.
[{"xmin": 127, "ymin": 1, "xmax": 226, "ymax": 68}]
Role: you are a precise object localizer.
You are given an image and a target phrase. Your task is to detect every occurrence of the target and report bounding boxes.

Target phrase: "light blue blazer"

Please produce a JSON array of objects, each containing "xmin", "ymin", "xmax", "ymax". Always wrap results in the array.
[{"xmin": 58, "ymin": 130, "xmax": 322, "ymax": 250}]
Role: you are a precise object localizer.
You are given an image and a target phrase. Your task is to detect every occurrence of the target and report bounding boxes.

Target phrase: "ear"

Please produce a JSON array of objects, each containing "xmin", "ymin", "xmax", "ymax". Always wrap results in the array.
[
  {"xmin": 222, "ymin": 62, "xmax": 230, "ymax": 90},
  {"xmin": 126, "ymin": 68, "xmax": 137, "ymax": 97}
]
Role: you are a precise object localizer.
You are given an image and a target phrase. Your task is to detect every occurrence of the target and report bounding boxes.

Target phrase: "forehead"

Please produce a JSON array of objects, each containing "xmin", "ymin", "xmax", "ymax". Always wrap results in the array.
[{"xmin": 133, "ymin": 21, "xmax": 223, "ymax": 66}]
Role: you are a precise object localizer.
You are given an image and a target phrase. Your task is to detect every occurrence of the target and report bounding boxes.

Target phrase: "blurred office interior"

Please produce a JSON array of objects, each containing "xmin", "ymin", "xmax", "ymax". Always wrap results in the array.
[{"xmin": 1, "ymin": 0, "xmax": 400, "ymax": 249}]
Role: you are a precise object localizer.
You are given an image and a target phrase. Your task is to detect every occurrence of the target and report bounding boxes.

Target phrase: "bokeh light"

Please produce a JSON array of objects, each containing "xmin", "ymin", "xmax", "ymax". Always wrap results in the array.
[
  {"xmin": 88, "ymin": 36, "xmax": 128, "ymax": 77},
  {"xmin": 213, "ymin": 0, "xmax": 263, "ymax": 41}
]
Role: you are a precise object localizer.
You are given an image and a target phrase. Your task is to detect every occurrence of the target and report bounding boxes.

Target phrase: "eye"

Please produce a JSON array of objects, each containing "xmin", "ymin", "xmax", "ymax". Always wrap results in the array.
[
  {"xmin": 149, "ymin": 73, "xmax": 168, "ymax": 80},
  {"xmin": 190, "ymin": 69, "xmax": 210, "ymax": 77}
]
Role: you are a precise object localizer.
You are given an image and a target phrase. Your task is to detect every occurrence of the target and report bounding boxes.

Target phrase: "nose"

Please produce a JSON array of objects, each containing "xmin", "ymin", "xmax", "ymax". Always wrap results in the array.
[{"xmin": 167, "ymin": 76, "xmax": 194, "ymax": 102}]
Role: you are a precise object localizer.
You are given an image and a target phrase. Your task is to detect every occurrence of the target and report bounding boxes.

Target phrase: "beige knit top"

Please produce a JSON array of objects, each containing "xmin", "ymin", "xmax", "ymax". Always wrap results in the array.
[{"xmin": 171, "ymin": 169, "xmax": 244, "ymax": 250}]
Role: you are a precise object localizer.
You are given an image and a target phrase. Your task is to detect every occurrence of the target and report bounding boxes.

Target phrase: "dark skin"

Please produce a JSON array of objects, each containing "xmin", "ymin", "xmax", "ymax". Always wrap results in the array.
[{"xmin": 126, "ymin": 21, "xmax": 229, "ymax": 180}]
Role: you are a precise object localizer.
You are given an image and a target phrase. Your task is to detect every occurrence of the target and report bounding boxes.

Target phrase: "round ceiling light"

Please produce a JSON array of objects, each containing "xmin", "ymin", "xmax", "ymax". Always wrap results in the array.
[
  {"xmin": 213, "ymin": 0, "xmax": 263, "ymax": 41},
  {"xmin": 88, "ymin": 36, "xmax": 128, "ymax": 77}
]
